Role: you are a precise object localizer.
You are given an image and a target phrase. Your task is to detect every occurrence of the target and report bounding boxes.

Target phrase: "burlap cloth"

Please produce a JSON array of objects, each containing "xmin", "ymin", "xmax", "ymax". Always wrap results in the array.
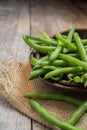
[{"xmin": 0, "ymin": 59, "xmax": 87, "ymax": 130}]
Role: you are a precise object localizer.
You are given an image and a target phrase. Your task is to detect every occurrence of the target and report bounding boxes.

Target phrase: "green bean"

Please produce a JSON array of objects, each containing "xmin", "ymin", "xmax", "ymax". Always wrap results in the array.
[
  {"xmin": 73, "ymin": 76, "xmax": 81, "ymax": 83},
  {"xmin": 59, "ymin": 53, "xmax": 87, "ymax": 70},
  {"xmin": 36, "ymin": 55, "xmax": 48, "ymax": 64},
  {"xmin": 29, "ymin": 99, "xmax": 82, "ymax": 130},
  {"xmin": 63, "ymin": 35, "xmax": 67, "ymax": 39},
  {"xmin": 29, "ymin": 55, "xmax": 38, "ymax": 65},
  {"xmin": 82, "ymin": 39, "xmax": 87, "ymax": 45},
  {"xmin": 67, "ymin": 100, "xmax": 87, "ymax": 125},
  {"xmin": 33, "ymin": 55, "xmax": 49, "ymax": 69},
  {"xmin": 40, "ymin": 61, "xmax": 50, "ymax": 66},
  {"xmin": 74, "ymin": 32, "xmax": 87, "ymax": 62},
  {"xmin": 62, "ymin": 47, "xmax": 68, "ymax": 53},
  {"xmin": 67, "ymin": 24, "xmax": 77, "ymax": 42},
  {"xmin": 43, "ymin": 66, "xmax": 58, "ymax": 71},
  {"xmin": 51, "ymin": 75, "xmax": 62, "ymax": 81},
  {"xmin": 23, "ymin": 35, "xmax": 56, "ymax": 54},
  {"xmin": 25, "ymin": 35, "xmax": 57, "ymax": 46},
  {"xmin": 44, "ymin": 67, "xmax": 82, "ymax": 79},
  {"xmin": 80, "ymin": 73, "xmax": 87, "ymax": 85},
  {"xmin": 40, "ymin": 60, "xmax": 67, "ymax": 67},
  {"xmin": 67, "ymin": 73, "xmax": 74, "ymax": 81},
  {"xmin": 67, "ymin": 53, "xmax": 79, "ymax": 58},
  {"xmin": 55, "ymin": 33, "xmax": 77, "ymax": 52},
  {"xmin": 49, "ymin": 45, "xmax": 62, "ymax": 61},
  {"xmin": 24, "ymin": 93, "xmax": 82, "ymax": 106},
  {"xmin": 33, "ymin": 64, "xmax": 41, "ymax": 70},
  {"xmin": 29, "ymin": 68, "xmax": 47, "ymax": 80},
  {"xmin": 38, "ymin": 30, "xmax": 50, "ymax": 39}
]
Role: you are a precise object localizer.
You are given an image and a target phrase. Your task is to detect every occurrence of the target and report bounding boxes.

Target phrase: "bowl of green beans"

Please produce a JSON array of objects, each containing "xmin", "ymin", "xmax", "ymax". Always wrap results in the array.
[{"xmin": 23, "ymin": 24, "xmax": 87, "ymax": 92}]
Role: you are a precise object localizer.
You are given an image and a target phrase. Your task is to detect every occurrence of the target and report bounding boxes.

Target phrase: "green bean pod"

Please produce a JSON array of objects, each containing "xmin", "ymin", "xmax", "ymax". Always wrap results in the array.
[
  {"xmin": 29, "ymin": 68, "xmax": 47, "ymax": 80},
  {"xmin": 23, "ymin": 35, "xmax": 56, "ymax": 54},
  {"xmin": 67, "ymin": 24, "xmax": 77, "ymax": 42},
  {"xmin": 55, "ymin": 33, "xmax": 77, "ymax": 52},
  {"xmin": 74, "ymin": 32, "xmax": 87, "ymax": 62},
  {"xmin": 38, "ymin": 30, "xmax": 50, "ymax": 39},
  {"xmin": 24, "ymin": 93, "xmax": 82, "ymax": 106},
  {"xmin": 49, "ymin": 45, "xmax": 62, "ymax": 61},
  {"xmin": 29, "ymin": 55, "xmax": 38, "ymax": 65},
  {"xmin": 82, "ymin": 39, "xmax": 87, "ymax": 45},
  {"xmin": 25, "ymin": 35, "xmax": 57, "ymax": 46},
  {"xmin": 44, "ymin": 67, "xmax": 83, "ymax": 79},
  {"xmin": 67, "ymin": 100, "xmax": 87, "ymax": 125},
  {"xmin": 59, "ymin": 53, "xmax": 87, "ymax": 70},
  {"xmin": 43, "ymin": 66, "xmax": 58, "ymax": 71},
  {"xmin": 29, "ymin": 99, "xmax": 82, "ymax": 130}
]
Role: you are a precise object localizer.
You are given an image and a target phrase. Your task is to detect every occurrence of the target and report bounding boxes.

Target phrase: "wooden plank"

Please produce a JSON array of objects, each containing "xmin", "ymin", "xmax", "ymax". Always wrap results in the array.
[
  {"xmin": 0, "ymin": 0, "xmax": 30, "ymax": 62},
  {"xmin": 0, "ymin": 95, "xmax": 31, "ymax": 130},
  {"xmin": 30, "ymin": 0, "xmax": 87, "ymax": 130},
  {"xmin": 30, "ymin": 0, "xmax": 87, "ymax": 36},
  {"xmin": 0, "ymin": 0, "xmax": 31, "ymax": 130}
]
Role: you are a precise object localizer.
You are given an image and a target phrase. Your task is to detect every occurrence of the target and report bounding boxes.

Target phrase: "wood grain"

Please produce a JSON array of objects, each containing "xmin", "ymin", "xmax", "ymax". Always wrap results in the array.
[{"xmin": 0, "ymin": 0, "xmax": 31, "ymax": 130}]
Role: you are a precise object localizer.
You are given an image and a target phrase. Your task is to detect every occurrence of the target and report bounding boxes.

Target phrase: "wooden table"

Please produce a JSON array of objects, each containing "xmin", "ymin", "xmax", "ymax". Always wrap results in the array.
[{"xmin": 0, "ymin": 0, "xmax": 87, "ymax": 129}]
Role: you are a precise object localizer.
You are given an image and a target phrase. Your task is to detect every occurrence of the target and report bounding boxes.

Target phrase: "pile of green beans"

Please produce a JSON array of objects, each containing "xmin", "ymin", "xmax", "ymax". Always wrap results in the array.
[
  {"xmin": 24, "ymin": 92, "xmax": 87, "ymax": 130},
  {"xmin": 23, "ymin": 24, "xmax": 87, "ymax": 87}
]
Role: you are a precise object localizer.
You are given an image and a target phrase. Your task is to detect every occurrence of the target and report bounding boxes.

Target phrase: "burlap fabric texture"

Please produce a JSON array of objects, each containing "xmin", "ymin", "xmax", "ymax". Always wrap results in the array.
[{"xmin": 0, "ymin": 60, "xmax": 87, "ymax": 130}]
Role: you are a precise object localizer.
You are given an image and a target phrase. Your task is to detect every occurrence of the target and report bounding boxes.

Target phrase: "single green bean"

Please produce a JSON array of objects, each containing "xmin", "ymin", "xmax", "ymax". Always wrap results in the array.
[
  {"xmin": 25, "ymin": 35, "xmax": 57, "ymax": 46},
  {"xmin": 29, "ymin": 55, "xmax": 38, "ymax": 65},
  {"xmin": 73, "ymin": 76, "xmax": 81, "ymax": 83},
  {"xmin": 24, "ymin": 93, "xmax": 82, "ymax": 106},
  {"xmin": 63, "ymin": 35, "xmax": 67, "ymax": 39},
  {"xmin": 43, "ymin": 66, "xmax": 58, "ymax": 71},
  {"xmin": 62, "ymin": 47, "xmax": 68, "ymax": 53},
  {"xmin": 59, "ymin": 53, "xmax": 87, "ymax": 70},
  {"xmin": 74, "ymin": 32, "xmax": 87, "ymax": 62},
  {"xmin": 82, "ymin": 39, "xmax": 87, "ymax": 45},
  {"xmin": 33, "ymin": 64, "xmax": 41, "ymax": 70},
  {"xmin": 51, "ymin": 75, "xmax": 62, "ymax": 81},
  {"xmin": 38, "ymin": 30, "xmax": 50, "ymax": 39},
  {"xmin": 29, "ymin": 99, "xmax": 82, "ymax": 130},
  {"xmin": 55, "ymin": 33, "xmax": 77, "ymax": 52},
  {"xmin": 44, "ymin": 67, "xmax": 82, "ymax": 79},
  {"xmin": 29, "ymin": 68, "xmax": 47, "ymax": 80},
  {"xmin": 67, "ymin": 24, "xmax": 77, "ymax": 42},
  {"xmin": 49, "ymin": 45, "xmax": 62, "ymax": 61},
  {"xmin": 67, "ymin": 73, "xmax": 74, "ymax": 81},
  {"xmin": 67, "ymin": 100, "xmax": 87, "ymax": 125},
  {"xmin": 36, "ymin": 55, "xmax": 48, "ymax": 64},
  {"xmin": 23, "ymin": 35, "xmax": 56, "ymax": 54}
]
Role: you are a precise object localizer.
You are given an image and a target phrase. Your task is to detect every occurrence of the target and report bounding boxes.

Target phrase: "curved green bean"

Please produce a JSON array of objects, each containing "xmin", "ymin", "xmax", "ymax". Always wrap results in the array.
[
  {"xmin": 25, "ymin": 35, "xmax": 57, "ymax": 46},
  {"xmin": 30, "ymin": 55, "xmax": 38, "ymax": 65},
  {"xmin": 23, "ymin": 35, "xmax": 56, "ymax": 54},
  {"xmin": 29, "ymin": 99, "xmax": 82, "ymax": 130}
]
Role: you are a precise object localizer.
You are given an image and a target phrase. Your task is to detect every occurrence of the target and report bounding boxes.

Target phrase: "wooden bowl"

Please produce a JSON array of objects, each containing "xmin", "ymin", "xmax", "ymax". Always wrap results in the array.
[{"xmin": 30, "ymin": 29, "xmax": 87, "ymax": 93}]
